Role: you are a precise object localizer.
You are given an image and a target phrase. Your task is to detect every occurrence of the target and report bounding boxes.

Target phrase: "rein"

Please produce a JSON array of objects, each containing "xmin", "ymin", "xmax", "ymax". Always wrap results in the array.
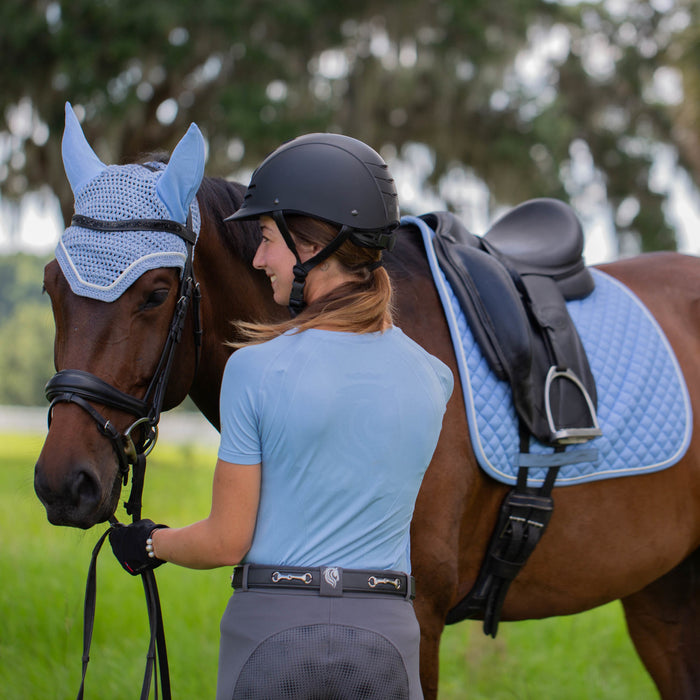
[{"xmin": 45, "ymin": 212, "xmax": 201, "ymax": 700}]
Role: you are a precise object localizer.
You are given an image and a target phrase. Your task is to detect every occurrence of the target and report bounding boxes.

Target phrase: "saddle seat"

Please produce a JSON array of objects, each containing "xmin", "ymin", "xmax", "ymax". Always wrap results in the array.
[
  {"xmin": 483, "ymin": 198, "xmax": 594, "ymax": 299},
  {"xmin": 425, "ymin": 198, "xmax": 601, "ymax": 446}
]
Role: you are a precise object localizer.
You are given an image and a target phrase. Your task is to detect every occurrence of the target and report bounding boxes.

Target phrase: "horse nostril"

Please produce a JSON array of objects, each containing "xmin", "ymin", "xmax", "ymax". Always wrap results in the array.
[
  {"xmin": 70, "ymin": 469, "xmax": 101, "ymax": 509},
  {"xmin": 35, "ymin": 462, "xmax": 104, "ymax": 527}
]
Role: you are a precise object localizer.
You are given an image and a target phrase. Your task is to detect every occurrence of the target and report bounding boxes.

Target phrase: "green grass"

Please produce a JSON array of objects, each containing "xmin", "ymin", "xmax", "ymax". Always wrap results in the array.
[
  {"xmin": 437, "ymin": 607, "xmax": 657, "ymax": 699},
  {"xmin": 2, "ymin": 433, "xmax": 658, "ymax": 699}
]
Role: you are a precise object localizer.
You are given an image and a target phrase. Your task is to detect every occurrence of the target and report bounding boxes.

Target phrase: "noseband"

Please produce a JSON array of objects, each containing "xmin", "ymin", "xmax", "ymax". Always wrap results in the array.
[{"xmin": 45, "ymin": 212, "xmax": 201, "ymax": 517}]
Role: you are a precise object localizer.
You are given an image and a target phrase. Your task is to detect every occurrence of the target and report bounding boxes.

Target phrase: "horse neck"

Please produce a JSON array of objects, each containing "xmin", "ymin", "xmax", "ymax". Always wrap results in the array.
[{"xmin": 187, "ymin": 213, "xmax": 282, "ymax": 431}]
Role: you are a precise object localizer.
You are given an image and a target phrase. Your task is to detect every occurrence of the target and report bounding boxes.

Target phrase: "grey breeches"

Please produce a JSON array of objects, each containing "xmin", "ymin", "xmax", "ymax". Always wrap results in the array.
[{"xmin": 216, "ymin": 589, "xmax": 424, "ymax": 700}]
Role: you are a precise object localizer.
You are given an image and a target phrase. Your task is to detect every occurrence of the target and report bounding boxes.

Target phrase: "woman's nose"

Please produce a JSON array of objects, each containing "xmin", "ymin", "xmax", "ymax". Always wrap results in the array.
[{"xmin": 252, "ymin": 244, "xmax": 264, "ymax": 269}]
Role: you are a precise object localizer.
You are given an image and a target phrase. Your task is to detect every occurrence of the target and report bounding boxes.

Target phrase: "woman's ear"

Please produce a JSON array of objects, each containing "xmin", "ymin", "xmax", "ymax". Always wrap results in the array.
[{"xmin": 297, "ymin": 241, "xmax": 321, "ymax": 261}]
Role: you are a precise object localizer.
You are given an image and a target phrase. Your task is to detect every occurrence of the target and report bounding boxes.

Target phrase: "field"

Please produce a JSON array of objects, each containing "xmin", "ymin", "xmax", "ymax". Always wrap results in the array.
[{"xmin": 2, "ymin": 432, "xmax": 658, "ymax": 699}]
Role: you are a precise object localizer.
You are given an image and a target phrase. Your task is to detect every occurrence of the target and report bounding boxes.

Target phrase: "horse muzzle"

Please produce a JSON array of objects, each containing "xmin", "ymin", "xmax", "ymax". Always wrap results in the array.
[
  {"xmin": 34, "ymin": 453, "xmax": 120, "ymax": 529},
  {"xmin": 36, "ymin": 380, "xmax": 143, "ymax": 529}
]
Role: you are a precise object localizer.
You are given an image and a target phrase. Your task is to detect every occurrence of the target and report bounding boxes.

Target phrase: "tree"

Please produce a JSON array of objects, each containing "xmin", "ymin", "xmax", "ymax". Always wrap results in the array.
[
  {"xmin": 0, "ymin": 254, "xmax": 54, "ymax": 405},
  {"xmin": 0, "ymin": 301, "xmax": 55, "ymax": 405},
  {"xmin": 1, "ymin": 0, "xmax": 698, "ymax": 252},
  {"xmin": 0, "ymin": 252, "xmax": 49, "ymax": 318}
]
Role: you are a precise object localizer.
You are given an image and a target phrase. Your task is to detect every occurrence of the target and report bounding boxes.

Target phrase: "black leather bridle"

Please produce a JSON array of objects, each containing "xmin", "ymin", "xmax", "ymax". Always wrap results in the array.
[
  {"xmin": 45, "ymin": 211, "xmax": 202, "ymax": 700},
  {"xmin": 46, "ymin": 213, "xmax": 201, "ymax": 508}
]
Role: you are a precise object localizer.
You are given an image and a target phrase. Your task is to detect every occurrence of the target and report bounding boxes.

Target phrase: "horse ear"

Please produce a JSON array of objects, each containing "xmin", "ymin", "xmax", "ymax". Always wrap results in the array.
[
  {"xmin": 61, "ymin": 102, "xmax": 107, "ymax": 195},
  {"xmin": 156, "ymin": 123, "xmax": 206, "ymax": 223}
]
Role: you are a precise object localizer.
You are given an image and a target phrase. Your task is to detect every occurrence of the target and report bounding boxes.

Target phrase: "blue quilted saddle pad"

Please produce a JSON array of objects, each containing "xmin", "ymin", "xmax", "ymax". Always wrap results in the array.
[{"xmin": 405, "ymin": 215, "xmax": 693, "ymax": 487}]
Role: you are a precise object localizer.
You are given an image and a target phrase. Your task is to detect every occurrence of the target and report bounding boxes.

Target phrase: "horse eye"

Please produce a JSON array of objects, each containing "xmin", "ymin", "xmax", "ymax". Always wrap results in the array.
[{"xmin": 141, "ymin": 289, "xmax": 170, "ymax": 310}]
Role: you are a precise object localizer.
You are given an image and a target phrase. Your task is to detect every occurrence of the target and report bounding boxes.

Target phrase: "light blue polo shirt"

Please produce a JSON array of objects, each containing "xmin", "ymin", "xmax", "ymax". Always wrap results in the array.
[{"xmin": 218, "ymin": 326, "xmax": 453, "ymax": 572}]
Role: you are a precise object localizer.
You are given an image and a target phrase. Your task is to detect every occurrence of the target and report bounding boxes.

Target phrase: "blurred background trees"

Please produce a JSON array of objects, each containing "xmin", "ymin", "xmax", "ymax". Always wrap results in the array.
[
  {"xmin": 2, "ymin": 0, "xmax": 698, "ymax": 250},
  {"xmin": 1, "ymin": 0, "xmax": 698, "ymax": 403}
]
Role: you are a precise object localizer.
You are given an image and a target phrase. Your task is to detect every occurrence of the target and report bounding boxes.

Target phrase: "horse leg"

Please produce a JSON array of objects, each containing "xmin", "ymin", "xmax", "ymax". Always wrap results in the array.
[
  {"xmin": 414, "ymin": 599, "xmax": 444, "ymax": 700},
  {"xmin": 621, "ymin": 546, "xmax": 700, "ymax": 699}
]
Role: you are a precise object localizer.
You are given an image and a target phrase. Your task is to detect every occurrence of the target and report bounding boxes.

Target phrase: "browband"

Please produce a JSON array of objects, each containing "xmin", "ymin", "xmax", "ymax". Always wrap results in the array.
[{"xmin": 71, "ymin": 214, "xmax": 197, "ymax": 245}]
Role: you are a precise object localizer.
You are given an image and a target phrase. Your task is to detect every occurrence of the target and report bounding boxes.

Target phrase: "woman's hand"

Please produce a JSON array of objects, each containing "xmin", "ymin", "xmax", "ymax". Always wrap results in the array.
[{"xmin": 109, "ymin": 518, "xmax": 169, "ymax": 575}]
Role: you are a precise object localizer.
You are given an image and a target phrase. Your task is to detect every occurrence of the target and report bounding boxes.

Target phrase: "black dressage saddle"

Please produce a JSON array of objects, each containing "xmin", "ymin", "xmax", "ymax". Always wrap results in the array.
[
  {"xmin": 424, "ymin": 198, "xmax": 601, "ymax": 446},
  {"xmin": 421, "ymin": 199, "xmax": 603, "ymax": 635}
]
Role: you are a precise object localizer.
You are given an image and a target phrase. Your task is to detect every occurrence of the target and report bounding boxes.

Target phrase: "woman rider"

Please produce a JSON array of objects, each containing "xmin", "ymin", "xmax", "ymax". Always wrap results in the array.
[{"xmin": 110, "ymin": 132, "xmax": 453, "ymax": 699}]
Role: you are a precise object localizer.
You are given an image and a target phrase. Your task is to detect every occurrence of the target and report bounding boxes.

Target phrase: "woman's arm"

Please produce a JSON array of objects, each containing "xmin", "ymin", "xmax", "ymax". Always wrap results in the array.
[{"xmin": 150, "ymin": 458, "xmax": 261, "ymax": 569}]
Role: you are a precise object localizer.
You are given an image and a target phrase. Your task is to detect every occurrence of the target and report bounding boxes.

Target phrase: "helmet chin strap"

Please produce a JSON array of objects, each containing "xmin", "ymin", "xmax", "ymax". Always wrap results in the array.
[{"xmin": 272, "ymin": 211, "xmax": 352, "ymax": 317}]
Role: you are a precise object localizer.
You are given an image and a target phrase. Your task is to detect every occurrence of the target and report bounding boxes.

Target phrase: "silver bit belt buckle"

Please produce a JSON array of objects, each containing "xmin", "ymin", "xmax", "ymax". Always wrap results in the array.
[
  {"xmin": 368, "ymin": 576, "xmax": 401, "ymax": 590},
  {"xmin": 271, "ymin": 571, "xmax": 313, "ymax": 584}
]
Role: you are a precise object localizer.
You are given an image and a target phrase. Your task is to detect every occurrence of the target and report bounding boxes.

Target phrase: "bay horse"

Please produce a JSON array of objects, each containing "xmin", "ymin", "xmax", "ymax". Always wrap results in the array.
[{"xmin": 35, "ymin": 115, "xmax": 700, "ymax": 699}]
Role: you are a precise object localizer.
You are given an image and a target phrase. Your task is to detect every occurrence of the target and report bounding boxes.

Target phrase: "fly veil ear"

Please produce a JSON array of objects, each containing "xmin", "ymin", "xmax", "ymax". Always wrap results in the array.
[
  {"xmin": 62, "ymin": 102, "xmax": 108, "ymax": 195},
  {"xmin": 58, "ymin": 102, "xmax": 206, "ymax": 302},
  {"xmin": 156, "ymin": 122, "xmax": 205, "ymax": 223},
  {"xmin": 62, "ymin": 101, "xmax": 204, "ymax": 219}
]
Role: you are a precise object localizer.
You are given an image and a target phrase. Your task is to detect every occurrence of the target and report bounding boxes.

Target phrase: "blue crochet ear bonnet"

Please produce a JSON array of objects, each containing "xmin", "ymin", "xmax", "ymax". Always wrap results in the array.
[{"xmin": 56, "ymin": 103, "xmax": 205, "ymax": 302}]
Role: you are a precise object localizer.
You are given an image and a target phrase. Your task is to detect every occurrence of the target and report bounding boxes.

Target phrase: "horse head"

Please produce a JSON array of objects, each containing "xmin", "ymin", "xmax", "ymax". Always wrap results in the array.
[{"xmin": 35, "ymin": 103, "xmax": 206, "ymax": 528}]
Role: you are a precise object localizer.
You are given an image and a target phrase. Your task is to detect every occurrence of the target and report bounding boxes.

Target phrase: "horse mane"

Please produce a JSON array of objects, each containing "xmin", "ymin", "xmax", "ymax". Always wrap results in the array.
[
  {"xmin": 194, "ymin": 174, "xmax": 431, "ymax": 281},
  {"xmin": 133, "ymin": 151, "xmax": 423, "ymax": 273},
  {"xmin": 134, "ymin": 152, "xmax": 260, "ymax": 265},
  {"xmin": 196, "ymin": 175, "xmax": 261, "ymax": 264}
]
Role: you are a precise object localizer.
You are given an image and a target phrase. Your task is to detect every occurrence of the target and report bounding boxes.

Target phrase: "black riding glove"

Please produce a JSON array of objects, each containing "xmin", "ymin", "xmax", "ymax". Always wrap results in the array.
[{"xmin": 109, "ymin": 518, "xmax": 168, "ymax": 576}]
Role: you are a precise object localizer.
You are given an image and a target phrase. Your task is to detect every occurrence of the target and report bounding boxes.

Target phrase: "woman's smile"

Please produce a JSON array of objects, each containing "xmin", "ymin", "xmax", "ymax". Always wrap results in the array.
[{"xmin": 252, "ymin": 217, "xmax": 298, "ymax": 305}]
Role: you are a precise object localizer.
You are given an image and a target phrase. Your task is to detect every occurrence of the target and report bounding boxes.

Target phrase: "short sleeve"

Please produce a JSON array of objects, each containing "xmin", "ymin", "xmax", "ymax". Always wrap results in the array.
[
  {"xmin": 217, "ymin": 349, "xmax": 263, "ymax": 465},
  {"xmin": 433, "ymin": 357, "xmax": 454, "ymax": 403}
]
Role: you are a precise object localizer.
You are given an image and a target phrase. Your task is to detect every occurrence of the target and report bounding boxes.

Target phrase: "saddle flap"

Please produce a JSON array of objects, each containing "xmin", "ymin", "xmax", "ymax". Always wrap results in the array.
[
  {"xmin": 520, "ymin": 274, "xmax": 600, "ymax": 442},
  {"xmin": 432, "ymin": 222, "xmax": 533, "ymax": 386},
  {"xmin": 424, "ymin": 207, "xmax": 599, "ymax": 445},
  {"xmin": 421, "ymin": 211, "xmax": 480, "ymax": 248}
]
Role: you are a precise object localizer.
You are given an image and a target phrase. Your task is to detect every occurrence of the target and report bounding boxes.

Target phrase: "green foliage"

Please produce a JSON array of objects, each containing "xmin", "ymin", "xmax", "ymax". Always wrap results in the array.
[
  {"xmin": 0, "ymin": 252, "xmax": 49, "ymax": 318},
  {"xmin": 0, "ymin": 301, "xmax": 55, "ymax": 405},
  {"xmin": 438, "ymin": 609, "xmax": 657, "ymax": 699},
  {"xmin": 3, "ymin": 432, "xmax": 657, "ymax": 698},
  {"xmin": 0, "ymin": 434, "xmax": 222, "ymax": 699},
  {"xmin": 0, "ymin": 253, "xmax": 54, "ymax": 405},
  {"xmin": 1, "ymin": 0, "xmax": 697, "ymax": 251}
]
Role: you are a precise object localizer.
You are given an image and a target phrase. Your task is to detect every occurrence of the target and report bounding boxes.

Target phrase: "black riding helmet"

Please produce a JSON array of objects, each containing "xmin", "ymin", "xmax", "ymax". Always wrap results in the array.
[{"xmin": 225, "ymin": 133, "xmax": 400, "ymax": 315}]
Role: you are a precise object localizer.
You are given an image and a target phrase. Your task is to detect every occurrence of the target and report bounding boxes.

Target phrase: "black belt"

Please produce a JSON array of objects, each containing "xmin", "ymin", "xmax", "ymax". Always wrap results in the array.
[{"xmin": 231, "ymin": 564, "xmax": 415, "ymax": 600}]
